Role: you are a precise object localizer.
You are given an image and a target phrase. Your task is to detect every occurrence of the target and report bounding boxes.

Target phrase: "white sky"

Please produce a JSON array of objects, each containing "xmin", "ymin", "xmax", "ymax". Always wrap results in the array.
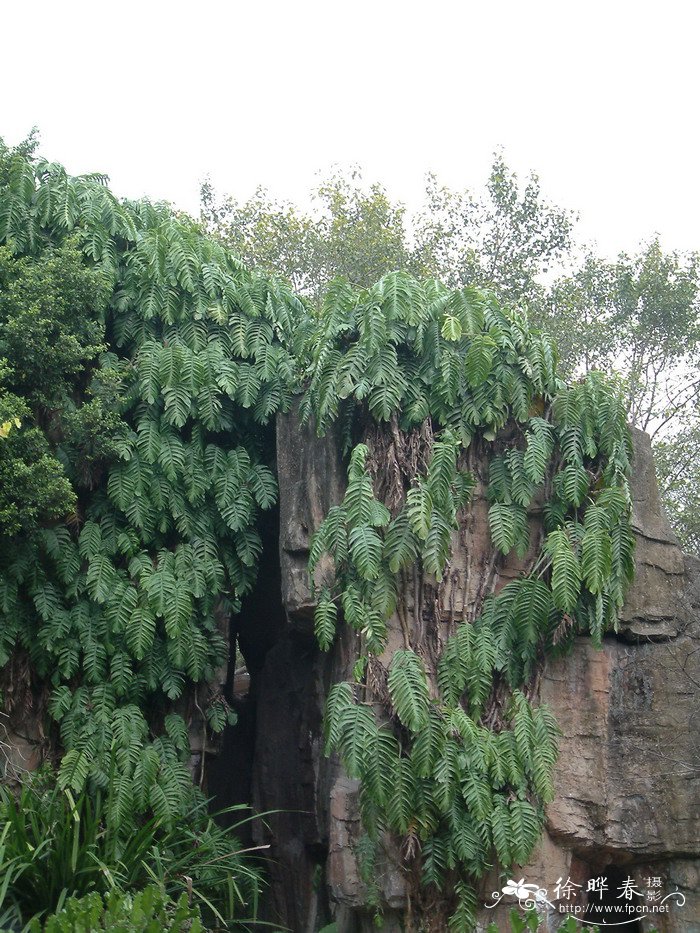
[{"xmin": 2, "ymin": 0, "xmax": 699, "ymax": 257}]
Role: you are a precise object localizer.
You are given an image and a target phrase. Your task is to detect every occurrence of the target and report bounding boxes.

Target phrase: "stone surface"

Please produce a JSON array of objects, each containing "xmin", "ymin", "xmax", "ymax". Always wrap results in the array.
[
  {"xmin": 251, "ymin": 410, "xmax": 700, "ymax": 932},
  {"xmin": 277, "ymin": 398, "xmax": 347, "ymax": 622},
  {"xmin": 618, "ymin": 428, "xmax": 689, "ymax": 640},
  {"xmin": 542, "ymin": 604, "xmax": 700, "ymax": 861}
]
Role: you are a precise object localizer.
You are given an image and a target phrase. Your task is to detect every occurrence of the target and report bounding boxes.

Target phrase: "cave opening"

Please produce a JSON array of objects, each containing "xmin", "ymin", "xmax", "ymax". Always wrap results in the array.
[
  {"xmin": 583, "ymin": 864, "xmax": 643, "ymax": 930},
  {"xmin": 204, "ymin": 409, "xmax": 287, "ymax": 837},
  {"xmin": 203, "ymin": 419, "xmax": 333, "ymax": 930},
  {"xmin": 204, "ymin": 493, "xmax": 287, "ymax": 839}
]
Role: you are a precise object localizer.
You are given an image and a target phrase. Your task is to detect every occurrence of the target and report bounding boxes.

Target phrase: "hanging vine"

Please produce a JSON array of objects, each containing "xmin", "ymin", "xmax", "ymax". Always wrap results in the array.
[
  {"xmin": 0, "ymin": 147, "xmax": 306, "ymax": 830},
  {"xmin": 307, "ymin": 274, "xmax": 634, "ymax": 929}
]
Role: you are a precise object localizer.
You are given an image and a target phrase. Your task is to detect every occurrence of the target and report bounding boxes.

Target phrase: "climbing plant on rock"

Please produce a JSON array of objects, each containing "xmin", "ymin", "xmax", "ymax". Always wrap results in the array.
[
  {"xmin": 307, "ymin": 273, "xmax": 635, "ymax": 929},
  {"xmin": 0, "ymin": 140, "xmax": 635, "ymax": 932},
  {"xmin": 0, "ymin": 141, "xmax": 305, "ymax": 832}
]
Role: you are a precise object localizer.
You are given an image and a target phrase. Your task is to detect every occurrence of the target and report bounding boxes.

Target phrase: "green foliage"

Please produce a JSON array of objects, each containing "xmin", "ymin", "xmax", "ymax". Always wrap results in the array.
[
  {"xmin": 201, "ymin": 167, "xmax": 420, "ymax": 299},
  {"xmin": 0, "ymin": 141, "xmax": 305, "ymax": 839},
  {"xmin": 202, "ymin": 155, "xmax": 574, "ymax": 309},
  {"xmin": 302, "ymin": 272, "xmax": 558, "ymax": 449},
  {"xmin": 308, "ymin": 272, "xmax": 634, "ymax": 927},
  {"xmin": 542, "ymin": 242, "xmax": 700, "ymax": 551},
  {"xmin": 0, "ymin": 238, "xmax": 113, "ymax": 537},
  {"xmin": 655, "ymin": 423, "xmax": 700, "ymax": 553},
  {"xmin": 26, "ymin": 886, "xmax": 203, "ymax": 933},
  {"xmin": 387, "ymin": 650, "xmax": 430, "ymax": 731},
  {"xmin": 484, "ymin": 913, "xmax": 629, "ymax": 933},
  {"xmin": 203, "ymin": 158, "xmax": 700, "ymax": 554},
  {"xmin": 412, "ymin": 155, "xmax": 575, "ymax": 303},
  {"xmin": 485, "ymin": 909, "xmax": 545, "ymax": 933},
  {"xmin": 0, "ymin": 768, "xmax": 260, "ymax": 930}
]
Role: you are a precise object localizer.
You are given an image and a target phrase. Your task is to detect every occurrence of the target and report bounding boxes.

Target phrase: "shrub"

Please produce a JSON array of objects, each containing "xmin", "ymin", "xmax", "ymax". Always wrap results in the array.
[{"xmin": 24, "ymin": 885, "xmax": 203, "ymax": 933}]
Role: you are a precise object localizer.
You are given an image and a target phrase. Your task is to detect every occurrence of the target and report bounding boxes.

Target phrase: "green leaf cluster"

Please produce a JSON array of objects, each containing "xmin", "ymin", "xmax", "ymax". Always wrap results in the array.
[
  {"xmin": 326, "ymin": 678, "xmax": 557, "ymax": 930},
  {"xmin": 29, "ymin": 886, "xmax": 203, "ymax": 933},
  {"xmin": 0, "ymin": 769, "xmax": 261, "ymax": 929},
  {"xmin": 302, "ymin": 273, "xmax": 557, "ymax": 446},
  {"xmin": 0, "ymin": 142, "xmax": 299, "ymax": 835},
  {"xmin": 308, "ymin": 270, "xmax": 635, "ymax": 928}
]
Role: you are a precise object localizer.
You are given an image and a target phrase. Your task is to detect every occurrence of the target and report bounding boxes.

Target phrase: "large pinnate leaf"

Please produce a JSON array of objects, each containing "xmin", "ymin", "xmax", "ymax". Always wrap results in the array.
[
  {"xmin": 545, "ymin": 528, "xmax": 581, "ymax": 612},
  {"xmin": 348, "ymin": 525, "xmax": 382, "ymax": 580},
  {"xmin": 387, "ymin": 649, "xmax": 430, "ymax": 732}
]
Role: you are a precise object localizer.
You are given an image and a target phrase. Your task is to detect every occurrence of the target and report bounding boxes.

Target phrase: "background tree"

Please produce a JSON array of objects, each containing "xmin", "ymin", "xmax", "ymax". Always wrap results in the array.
[
  {"xmin": 543, "ymin": 243, "xmax": 700, "ymax": 555},
  {"xmin": 411, "ymin": 154, "xmax": 575, "ymax": 302},
  {"xmin": 654, "ymin": 419, "xmax": 700, "ymax": 553},
  {"xmin": 543, "ymin": 241, "xmax": 700, "ymax": 420},
  {"xmin": 201, "ymin": 167, "xmax": 419, "ymax": 299},
  {"xmin": 202, "ymin": 159, "xmax": 700, "ymax": 552}
]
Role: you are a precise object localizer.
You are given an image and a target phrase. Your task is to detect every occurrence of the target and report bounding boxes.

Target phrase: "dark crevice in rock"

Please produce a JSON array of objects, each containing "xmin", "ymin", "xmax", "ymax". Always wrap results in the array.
[
  {"xmin": 207, "ymin": 416, "xmax": 338, "ymax": 932},
  {"xmin": 206, "ymin": 500, "xmax": 286, "ymax": 845}
]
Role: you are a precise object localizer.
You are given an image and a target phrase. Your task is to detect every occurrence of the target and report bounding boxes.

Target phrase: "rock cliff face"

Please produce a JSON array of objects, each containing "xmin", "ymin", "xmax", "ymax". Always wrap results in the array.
[
  {"xmin": 247, "ymin": 411, "xmax": 699, "ymax": 932},
  {"xmin": 509, "ymin": 431, "xmax": 700, "ymax": 932}
]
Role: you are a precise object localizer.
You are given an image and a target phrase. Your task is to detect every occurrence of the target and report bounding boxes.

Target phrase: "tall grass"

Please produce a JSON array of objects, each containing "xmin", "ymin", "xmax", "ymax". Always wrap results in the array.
[{"xmin": 0, "ymin": 769, "xmax": 265, "ymax": 930}]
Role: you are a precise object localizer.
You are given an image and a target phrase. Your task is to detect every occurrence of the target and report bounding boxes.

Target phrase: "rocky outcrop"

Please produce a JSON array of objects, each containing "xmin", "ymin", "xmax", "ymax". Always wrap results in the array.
[
  {"xmin": 247, "ymin": 411, "xmax": 700, "ymax": 932},
  {"xmin": 515, "ymin": 432, "xmax": 700, "ymax": 931},
  {"xmin": 618, "ymin": 430, "xmax": 689, "ymax": 641}
]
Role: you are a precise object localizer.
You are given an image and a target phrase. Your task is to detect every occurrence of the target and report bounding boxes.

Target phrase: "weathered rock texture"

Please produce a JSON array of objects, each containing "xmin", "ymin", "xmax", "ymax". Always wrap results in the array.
[{"xmin": 248, "ymin": 412, "xmax": 699, "ymax": 932}]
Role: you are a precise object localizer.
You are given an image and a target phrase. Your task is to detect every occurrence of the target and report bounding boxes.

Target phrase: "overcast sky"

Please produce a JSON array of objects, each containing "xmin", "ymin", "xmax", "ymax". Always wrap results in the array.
[{"xmin": 2, "ymin": 0, "xmax": 698, "ymax": 257}]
